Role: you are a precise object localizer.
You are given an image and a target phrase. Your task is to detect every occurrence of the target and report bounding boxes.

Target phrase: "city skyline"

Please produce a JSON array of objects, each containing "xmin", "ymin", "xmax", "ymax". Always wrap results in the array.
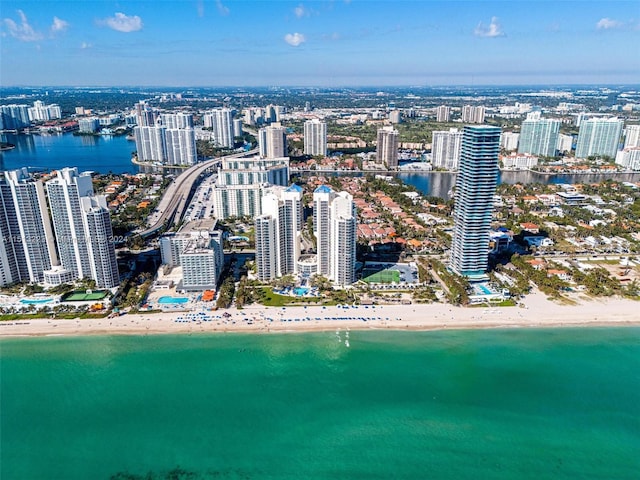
[{"xmin": 1, "ymin": 1, "xmax": 638, "ymax": 87}]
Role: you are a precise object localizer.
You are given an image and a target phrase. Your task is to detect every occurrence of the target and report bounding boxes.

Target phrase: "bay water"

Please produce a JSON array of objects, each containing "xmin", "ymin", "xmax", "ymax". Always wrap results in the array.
[{"xmin": 1, "ymin": 328, "xmax": 639, "ymax": 479}]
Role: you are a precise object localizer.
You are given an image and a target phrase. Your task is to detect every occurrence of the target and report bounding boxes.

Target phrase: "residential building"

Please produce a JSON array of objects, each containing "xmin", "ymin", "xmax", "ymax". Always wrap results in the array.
[
  {"xmin": 0, "ymin": 168, "xmax": 58, "ymax": 285},
  {"xmin": 376, "ymin": 126, "xmax": 399, "ymax": 168},
  {"xmin": 557, "ymin": 133, "xmax": 573, "ymax": 153},
  {"xmin": 165, "ymin": 128, "xmax": 197, "ymax": 165},
  {"xmin": 615, "ymin": 148, "xmax": 640, "ymax": 171},
  {"xmin": 461, "ymin": 105, "xmax": 485, "ymax": 124},
  {"xmin": 134, "ymin": 126, "xmax": 167, "ymax": 162},
  {"xmin": 160, "ymin": 112, "xmax": 194, "ymax": 129},
  {"xmin": 254, "ymin": 184, "xmax": 303, "ymax": 281},
  {"xmin": 0, "ymin": 104, "xmax": 31, "ymax": 130},
  {"xmin": 78, "ymin": 117, "xmax": 100, "ymax": 133},
  {"xmin": 259, "ymin": 123, "xmax": 288, "ymax": 158},
  {"xmin": 450, "ymin": 125, "xmax": 501, "ymax": 278},
  {"xmin": 45, "ymin": 168, "xmax": 119, "ymax": 288},
  {"xmin": 436, "ymin": 105, "xmax": 451, "ymax": 122},
  {"xmin": 518, "ymin": 118, "xmax": 560, "ymax": 157},
  {"xmin": 624, "ymin": 125, "xmax": 640, "ymax": 148},
  {"xmin": 575, "ymin": 117, "xmax": 623, "ymax": 159},
  {"xmin": 313, "ymin": 186, "xmax": 356, "ymax": 286},
  {"xmin": 389, "ymin": 110, "xmax": 402, "ymax": 124},
  {"xmin": 135, "ymin": 101, "xmax": 157, "ymax": 126},
  {"xmin": 233, "ymin": 118, "xmax": 243, "ymax": 138},
  {"xmin": 204, "ymin": 108, "xmax": 234, "ymax": 148},
  {"xmin": 304, "ymin": 119, "xmax": 328, "ymax": 156},
  {"xmin": 432, "ymin": 128, "xmax": 463, "ymax": 170},
  {"xmin": 159, "ymin": 219, "xmax": 224, "ymax": 291},
  {"xmin": 28, "ymin": 101, "xmax": 61, "ymax": 122},
  {"xmin": 211, "ymin": 155, "xmax": 290, "ymax": 219},
  {"xmin": 501, "ymin": 153, "xmax": 539, "ymax": 170},
  {"xmin": 501, "ymin": 132, "xmax": 519, "ymax": 151}
]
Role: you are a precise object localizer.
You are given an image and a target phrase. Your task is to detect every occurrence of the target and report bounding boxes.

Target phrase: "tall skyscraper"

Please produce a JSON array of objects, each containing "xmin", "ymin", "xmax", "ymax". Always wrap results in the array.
[
  {"xmin": 0, "ymin": 169, "xmax": 58, "ymax": 286},
  {"xmin": 377, "ymin": 126, "xmax": 399, "ymax": 169},
  {"xmin": 165, "ymin": 128, "xmax": 197, "ymax": 165},
  {"xmin": 0, "ymin": 104, "xmax": 31, "ymax": 130},
  {"xmin": 204, "ymin": 108, "xmax": 234, "ymax": 148},
  {"xmin": 575, "ymin": 117, "xmax": 623, "ymax": 159},
  {"xmin": 303, "ymin": 119, "xmax": 327, "ymax": 156},
  {"xmin": 313, "ymin": 186, "xmax": 356, "ymax": 286},
  {"xmin": 160, "ymin": 112, "xmax": 194, "ymax": 129},
  {"xmin": 556, "ymin": 133, "xmax": 573, "ymax": 153},
  {"xmin": 45, "ymin": 168, "xmax": 119, "ymax": 288},
  {"xmin": 259, "ymin": 123, "xmax": 288, "ymax": 158},
  {"xmin": 501, "ymin": 132, "xmax": 520, "ymax": 151},
  {"xmin": 624, "ymin": 125, "xmax": 640, "ymax": 148},
  {"xmin": 135, "ymin": 101, "xmax": 157, "ymax": 127},
  {"xmin": 432, "ymin": 128, "xmax": 463, "ymax": 170},
  {"xmin": 461, "ymin": 105, "xmax": 485, "ymax": 124},
  {"xmin": 450, "ymin": 125, "xmax": 501, "ymax": 278},
  {"xmin": 135, "ymin": 124, "xmax": 196, "ymax": 165},
  {"xmin": 436, "ymin": 105, "xmax": 451, "ymax": 122},
  {"xmin": 518, "ymin": 118, "xmax": 560, "ymax": 157},
  {"xmin": 134, "ymin": 125, "xmax": 167, "ymax": 162},
  {"xmin": 254, "ymin": 185, "xmax": 303, "ymax": 281}
]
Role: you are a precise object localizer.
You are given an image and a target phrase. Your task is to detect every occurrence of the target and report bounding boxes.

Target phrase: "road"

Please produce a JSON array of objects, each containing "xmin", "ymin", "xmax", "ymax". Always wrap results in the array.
[{"xmin": 139, "ymin": 148, "xmax": 258, "ymax": 238}]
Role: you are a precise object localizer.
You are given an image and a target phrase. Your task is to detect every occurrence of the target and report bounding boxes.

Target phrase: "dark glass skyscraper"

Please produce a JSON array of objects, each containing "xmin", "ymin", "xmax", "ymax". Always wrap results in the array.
[{"xmin": 450, "ymin": 125, "xmax": 501, "ymax": 278}]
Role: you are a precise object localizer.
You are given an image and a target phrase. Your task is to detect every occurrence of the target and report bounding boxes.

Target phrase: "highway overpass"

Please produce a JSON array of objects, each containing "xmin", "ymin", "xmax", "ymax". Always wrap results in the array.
[{"xmin": 138, "ymin": 148, "xmax": 258, "ymax": 238}]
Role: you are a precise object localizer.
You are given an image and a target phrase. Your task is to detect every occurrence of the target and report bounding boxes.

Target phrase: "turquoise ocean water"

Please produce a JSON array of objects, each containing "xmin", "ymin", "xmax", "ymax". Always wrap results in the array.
[{"xmin": 1, "ymin": 328, "xmax": 639, "ymax": 479}]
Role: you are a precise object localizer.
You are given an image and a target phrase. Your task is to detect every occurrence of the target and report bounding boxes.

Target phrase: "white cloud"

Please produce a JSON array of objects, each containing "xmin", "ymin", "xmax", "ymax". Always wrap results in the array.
[
  {"xmin": 50, "ymin": 16, "xmax": 69, "ymax": 34},
  {"xmin": 474, "ymin": 16, "xmax": 505, "ymax": 38},
  {"xmin": 80, "ymin": 42, "xmax": 92, "ymax": 49},
  {"xmin": 596, "ymin": 18, "xmax": 623, "ymax": 30},
  {"xmin": 216, "ymin": 0, "xmax": 230, "ymax": 16},
  {"xmin": 3, "ymin": 9, "xmax": 43, "ymax": 42},
  {"xmin": 284, "ymin": 32, "xmax": 306, "ymax": 46},
  {"xmin": 294, "ymin": 4, "xmax": 309, "ymax": 18},
  {"xmin": 102, "ymin": 12, "xmax": 143, "ymax": 33}
]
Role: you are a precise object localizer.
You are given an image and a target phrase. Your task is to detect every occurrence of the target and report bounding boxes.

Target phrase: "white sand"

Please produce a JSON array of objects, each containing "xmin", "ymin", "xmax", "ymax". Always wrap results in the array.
[{"xmin": 1, "ymin": 290, "xmax": 638, "ymax": 338}]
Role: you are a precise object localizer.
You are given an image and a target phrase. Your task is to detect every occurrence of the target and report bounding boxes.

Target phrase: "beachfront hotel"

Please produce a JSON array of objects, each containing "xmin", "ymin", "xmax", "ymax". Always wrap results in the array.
[{"xmin": 450, "ymin": 125, "xmax": 501, "ymax": 279}]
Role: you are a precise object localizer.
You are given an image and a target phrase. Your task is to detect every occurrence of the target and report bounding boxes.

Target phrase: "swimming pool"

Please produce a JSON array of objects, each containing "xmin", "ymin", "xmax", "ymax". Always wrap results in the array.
[
  {"xmin": 293, "ymin": 287, "xmax": 309, "ymax": 296},
  {"xmin": 158, "ymin": 296, "xmax": 189, "ymax": 304},
  {"xmin": 20, "ymin": 298, "xmax": 53, "ymax": 305},
  {"xmin": 478, "ymin": 285, "xmax": 492, "ymax": 295}
]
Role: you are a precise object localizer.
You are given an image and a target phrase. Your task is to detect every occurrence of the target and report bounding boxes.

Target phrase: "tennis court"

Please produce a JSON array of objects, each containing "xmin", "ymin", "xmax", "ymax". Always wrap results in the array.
[
  {"xmin": 62, "ymin": 290, "xmax": 109, "ymax": 302},
  {"xmin": 362, "ymin": 269, "xmax": 401, "ymax": 284}
]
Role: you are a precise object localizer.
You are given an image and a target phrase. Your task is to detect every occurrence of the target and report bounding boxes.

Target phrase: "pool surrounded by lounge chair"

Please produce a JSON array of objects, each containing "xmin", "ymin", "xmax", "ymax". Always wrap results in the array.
[{"xmin": 158, "ymin": 296, "xmax": 189, "ymax": 305}]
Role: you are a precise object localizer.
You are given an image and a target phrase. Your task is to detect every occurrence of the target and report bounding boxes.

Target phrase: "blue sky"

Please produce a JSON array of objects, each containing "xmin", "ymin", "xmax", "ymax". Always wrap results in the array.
[{"xmin": 1, "ymin": 0, "xmax": 639, "ymax": 86}]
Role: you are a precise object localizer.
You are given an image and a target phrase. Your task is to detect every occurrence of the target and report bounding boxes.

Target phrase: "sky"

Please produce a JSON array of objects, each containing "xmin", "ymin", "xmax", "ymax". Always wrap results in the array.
[{"xmin": 1, "ymin": 0, "xmax": 639, "ymax": 87}]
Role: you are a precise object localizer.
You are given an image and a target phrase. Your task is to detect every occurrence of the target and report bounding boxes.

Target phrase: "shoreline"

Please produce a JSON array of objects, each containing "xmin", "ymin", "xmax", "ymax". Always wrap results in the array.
[{"xmin": 1, "ymin": 291, "xmax": 638, "ymax": 339}]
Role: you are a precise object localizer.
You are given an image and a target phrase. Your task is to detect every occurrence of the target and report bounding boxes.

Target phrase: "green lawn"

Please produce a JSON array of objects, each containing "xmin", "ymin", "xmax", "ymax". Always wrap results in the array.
[{"xmin": 362, "ymin": 269, "xmax": 401, "ymax": 284}]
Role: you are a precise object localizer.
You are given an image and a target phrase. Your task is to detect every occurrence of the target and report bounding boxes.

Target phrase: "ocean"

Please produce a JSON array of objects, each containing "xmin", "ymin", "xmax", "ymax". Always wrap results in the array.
[{"xmin": 1, "ymin": 328, "xmax": 639, "ymax": 479}]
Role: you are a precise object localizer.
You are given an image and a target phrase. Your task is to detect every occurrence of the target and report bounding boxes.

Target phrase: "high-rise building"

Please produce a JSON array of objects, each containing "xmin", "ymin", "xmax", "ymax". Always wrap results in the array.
[
  {"xmin": 461, "ymin": 105, "xmax": 485, "ymax": 124},
  {"xmin": 389, "ymin": 110, "xmax": 402, "ymax": 124},
  {"xmin": 575, "ymin": 117, "xmax": 623, "ymax": 159},
  {"xmin": 0, "ymin": 169, "xmax": 58, "ymax": 286},
  {"xmin": 159, "ymin": 219, "xmax": 224, "ymax": 291},
  {"xmin": 134, "ymin": 126, "xmax": 167, "ymax": 162},
  {"xmin": 303, "ymin": 119, "xmax": 327, "ymax": 156},
  {"xmin": 233, "ymin": 118, "xmax": 243, "ymax": 138},
  {"xmin": 432, "ymin": 128, "xmax": 463, "ymax": 170},
  {"xmin": 203, "ymin": 108, "xmax": 234, "ymax": 148},
  {"xmin": 557, "ymin": 134, "xmax": 573, "ymax": 153},
  {"xmin": 436, "ymin": 105, "xmax": 451, "ymax": 122},
  {"xmin": 28, "ymin": 101, "xmax": 61, "ymax": 122},
  {"xmin": 0, "ymin": 104, "xmax": 31, "ymax": 130},
  {"xmin": 135, "ymin": 101, "xmax": 157, "ymax": 126},
  {"xmin": 78, "ymin": 117, "xmax": 100, "ymax": 133},
  {"xmin": 501, "ymin": 132, "xmax": 520, "ymax": 151},
  {"xmin": 450, "ymin": 125, "xmax": 501, "ymax": 278},
  {"xmin": 160, "ymin": 112, "xmax": 194, "ymax": 129},
  {"xmin": 254, "ymin": 184, "xmax": 303, "ymax": 281},
  {"xmin": 165, "ymin": 128, "xmax": 197, "ymax": 165},
  {"xmin": 518, "ymin": 118, "xmax": 560, "ymax": 157},
  {"xmin": 615, "ymin": 148, "xmax": 640, "ymax": 171},
  {"xmin": 624, "ymin": 125, "xmax": 640, "ymax": 148},
  {"xmin": 211, "ymin": 155, "xmax": 290, "ymax": 219},
  {"xmin": 45, "ymin": 168, "xmax": 119, "ymax": 288},
  {"xmin": 377, "ymin": 126, "xmax": 399, "ymax": 168},
  {"xmin": 259, "ymin": 124, "xmax": 288, "ymax": 158},
  {"xmin": 313, "ymin": 186, "xmax": 356, "ymax": 286}
]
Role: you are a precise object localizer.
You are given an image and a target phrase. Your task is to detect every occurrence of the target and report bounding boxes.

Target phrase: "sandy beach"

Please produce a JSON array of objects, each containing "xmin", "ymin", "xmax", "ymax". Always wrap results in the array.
[{"xmin": 1, "ymin": 290, "xmax": 639, "ymax": 338}]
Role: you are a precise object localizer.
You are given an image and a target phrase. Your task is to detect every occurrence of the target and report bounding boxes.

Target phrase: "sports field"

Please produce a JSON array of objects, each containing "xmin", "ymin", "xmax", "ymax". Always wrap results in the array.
[
  {"xmin": 362, "ymin": 269, "xmax": 400, "ymax": 284},
  {"xmin": 62, "ymin": 291, "xmax": 109, "ymax": 302}
]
